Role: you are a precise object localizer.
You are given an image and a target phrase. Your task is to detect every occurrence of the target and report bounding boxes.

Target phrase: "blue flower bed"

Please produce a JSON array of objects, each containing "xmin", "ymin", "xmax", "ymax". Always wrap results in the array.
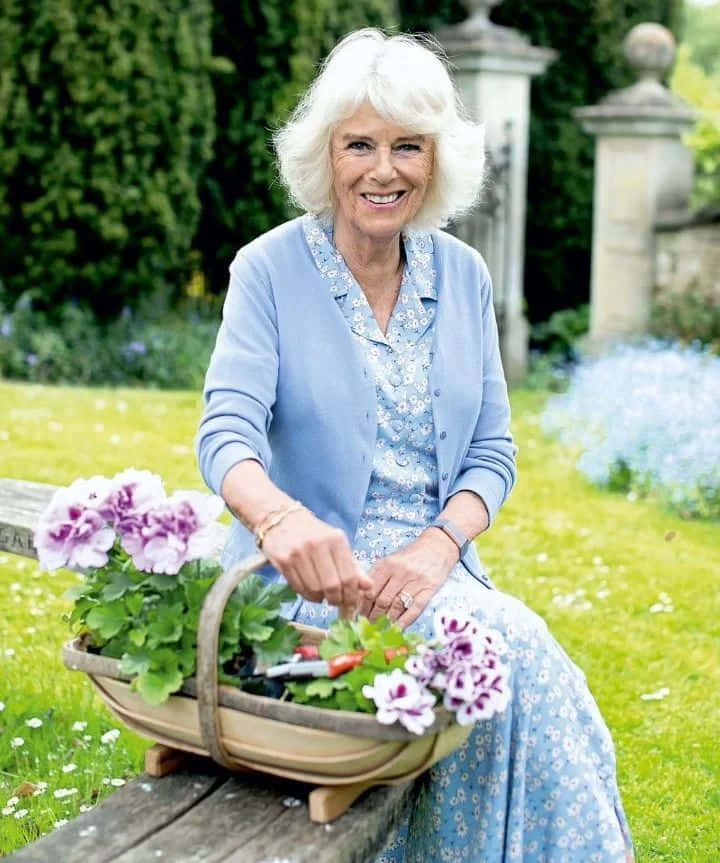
[{"xmin": 542, "ymin": 342, "xmax": 720, "ymax": 519}]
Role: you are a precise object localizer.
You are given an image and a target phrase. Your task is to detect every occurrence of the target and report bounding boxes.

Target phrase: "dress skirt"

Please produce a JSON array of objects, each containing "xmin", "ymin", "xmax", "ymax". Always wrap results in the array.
[{"xmin": 289, "ymin": 566, "xmax": 633, "ymax": 863}]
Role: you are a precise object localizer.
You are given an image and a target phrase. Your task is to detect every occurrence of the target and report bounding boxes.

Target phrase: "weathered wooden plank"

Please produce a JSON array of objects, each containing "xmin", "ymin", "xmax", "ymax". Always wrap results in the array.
[
  {"xmin": 6, "ymin": 764, "xmax": 225, "ymax": 862},
  {"xmin": 0, "ymin": 478, "xmax": 55, "ymax": 558},
  {"xmin": 110, "ymin": 771, "xmax": 415, "ymax": 863},
  {"xmin": 233, "ymin": 781, "xmax": 415, "ymax": 863}
]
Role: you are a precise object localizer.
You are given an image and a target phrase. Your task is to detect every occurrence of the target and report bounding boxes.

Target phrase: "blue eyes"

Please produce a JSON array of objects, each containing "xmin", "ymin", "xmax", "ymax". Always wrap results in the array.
[{"xmin": 347, "ymin": 141, "xmax": 421, "ymax": 153}]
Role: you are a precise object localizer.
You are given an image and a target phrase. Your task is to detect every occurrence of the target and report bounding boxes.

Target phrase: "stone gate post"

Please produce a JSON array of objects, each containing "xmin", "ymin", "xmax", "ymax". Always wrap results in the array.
[
  {"xmin": 574, "ymin": 23, "xmax": 694, "ymax": 348},
  {"xmin": 436, "ymin": 0, "xmax": 555, "ymax": 384}
]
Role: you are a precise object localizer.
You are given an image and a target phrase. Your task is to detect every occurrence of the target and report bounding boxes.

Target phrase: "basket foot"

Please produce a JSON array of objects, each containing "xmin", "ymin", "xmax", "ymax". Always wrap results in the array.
[
  {"xmin": 308, "ymin": 780, "xmax": 377, "ymax": 823},
  {"xmin": 145, "ymin": 743, "xmax": 191, "ymax": 777}
]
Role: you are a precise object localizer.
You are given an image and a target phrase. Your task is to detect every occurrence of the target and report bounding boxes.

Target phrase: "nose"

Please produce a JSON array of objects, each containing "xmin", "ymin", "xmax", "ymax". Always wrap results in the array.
[{"xmin": 369, "ymin": 146, "xmax": 396, "ymax": 185}]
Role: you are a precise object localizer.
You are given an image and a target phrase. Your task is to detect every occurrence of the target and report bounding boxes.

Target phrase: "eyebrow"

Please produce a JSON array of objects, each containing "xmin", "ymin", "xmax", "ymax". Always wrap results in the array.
[{"xmin": 339, "ymin": 133, "xmax": 426, "ymax": 144}]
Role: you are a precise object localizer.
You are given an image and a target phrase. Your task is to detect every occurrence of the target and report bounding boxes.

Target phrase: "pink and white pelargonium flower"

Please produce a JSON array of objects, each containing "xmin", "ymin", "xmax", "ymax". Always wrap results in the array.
[
  {"xmin": 362, "ymin": 668, "xmax": 437, "ymax": 735},
  {"xmin": 35, "ymin": 477, "xmax": 117, "ymax": 570},
  {"xmin": 97, "ymin": 469, "xmax": 165, "ymax": 531},
  {"xmin": 119, "ymin": 490, "xmax": 225, "ymax": 574},
  {"xmin": 35, "ymin": 470, "xmax": 226, "ymax": 575},
  {"xmin": 403, "ymin": 609, "xmax": 512, "ymax": 727}
]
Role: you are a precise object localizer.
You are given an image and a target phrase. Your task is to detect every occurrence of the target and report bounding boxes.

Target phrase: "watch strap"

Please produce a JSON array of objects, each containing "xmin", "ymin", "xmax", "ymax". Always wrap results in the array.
[{"xmin": 430, "ymin": 516, "xmax": 471, "ymax": 558}]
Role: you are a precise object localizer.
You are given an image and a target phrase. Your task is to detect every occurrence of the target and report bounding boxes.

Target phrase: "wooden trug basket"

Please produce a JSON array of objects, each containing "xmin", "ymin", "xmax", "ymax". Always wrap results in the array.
[{"xmin": 62, "ymin": 552, "xmax": 471, "ymax": 822}]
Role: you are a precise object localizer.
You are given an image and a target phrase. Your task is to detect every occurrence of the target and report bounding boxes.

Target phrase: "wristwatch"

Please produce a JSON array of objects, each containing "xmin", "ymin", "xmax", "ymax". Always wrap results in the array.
[{"xmin": 430, "ymin": 516, "xmax": 471, "ymax": 559}]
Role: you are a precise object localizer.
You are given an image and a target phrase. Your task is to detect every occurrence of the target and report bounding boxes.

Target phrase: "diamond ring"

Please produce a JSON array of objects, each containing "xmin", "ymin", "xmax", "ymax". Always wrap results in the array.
[{"xmin": 398, "ymin": 590, "xmax": 414, "ymax": 610}]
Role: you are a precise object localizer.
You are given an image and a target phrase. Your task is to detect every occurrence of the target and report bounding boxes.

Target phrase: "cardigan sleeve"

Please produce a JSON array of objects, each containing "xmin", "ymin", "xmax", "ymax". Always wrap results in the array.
[
  {"xmin": 196, "ymin": 251, "xmax": 279, "ymax": 496},
  {"xmin": 447, "ymin": 269, "xmax": 517, "ymax": 524}
]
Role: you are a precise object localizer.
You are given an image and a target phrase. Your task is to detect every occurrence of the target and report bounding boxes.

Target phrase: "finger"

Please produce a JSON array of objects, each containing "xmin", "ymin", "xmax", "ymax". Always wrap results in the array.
[
  {"xmin": 287, "ymin": 565, "xmax": 324, "ymax": 604},
  {"xmin": 287, "ymin": 548, "xmax": 324, "ymax": 603},
  {"xmin": 368, "ymin": 573, "xmax": 417, "ymax": 622},
  {"xmin": 363, "ymin": 562, "xmax": 395, "ymax": 619},
  {"xmin": 329, "ymin": 538, "xmax": 359, "ymax": 611},
  {"xmin": 338, "ymin": 603, "xmax": 356, "ymax": 620},
  {"xmin": 311, "ymin": 543, "xmax": 344, "ymax": 607},
  {"xmin": 395, "ymin": 588, "xmax": 433, "ymax": 630}
]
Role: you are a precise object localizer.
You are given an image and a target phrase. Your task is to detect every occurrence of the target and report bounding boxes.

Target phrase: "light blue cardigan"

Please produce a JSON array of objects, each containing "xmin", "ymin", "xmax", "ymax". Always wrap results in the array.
[{"xmin": 196, "ymin": 217, "xmax": 516, "ymax": 585}]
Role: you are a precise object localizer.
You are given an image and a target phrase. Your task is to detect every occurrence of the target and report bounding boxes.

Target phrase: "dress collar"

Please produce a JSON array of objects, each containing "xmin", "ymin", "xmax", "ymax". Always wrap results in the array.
[{"xmin": 302, "ymin": 213, "xmax": 437, "ymax": 301}]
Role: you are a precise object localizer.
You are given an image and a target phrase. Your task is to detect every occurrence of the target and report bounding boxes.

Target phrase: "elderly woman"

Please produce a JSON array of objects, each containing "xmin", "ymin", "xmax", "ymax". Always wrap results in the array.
[{"xmin": 197, "ymin": 29, "xmax": 633, "ymax": 863}]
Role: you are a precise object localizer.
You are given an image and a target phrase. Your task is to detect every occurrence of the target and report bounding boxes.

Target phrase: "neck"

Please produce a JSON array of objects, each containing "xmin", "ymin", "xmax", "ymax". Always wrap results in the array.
[{"xmin": 333, "ymin": 220, "xmax": 404, "ymax": 292}]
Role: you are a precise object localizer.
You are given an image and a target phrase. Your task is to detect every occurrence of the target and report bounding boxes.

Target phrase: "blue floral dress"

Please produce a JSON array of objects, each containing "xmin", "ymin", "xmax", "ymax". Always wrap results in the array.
[{"xmin": 288, "ymin": 216, "xmax": 633, "ymax": 862}]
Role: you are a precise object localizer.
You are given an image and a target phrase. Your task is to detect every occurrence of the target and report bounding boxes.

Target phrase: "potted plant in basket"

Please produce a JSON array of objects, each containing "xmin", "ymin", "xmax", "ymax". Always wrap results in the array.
[{"xmin": 35, "ymin": 469, "xmax": 512, "ymax": 822}]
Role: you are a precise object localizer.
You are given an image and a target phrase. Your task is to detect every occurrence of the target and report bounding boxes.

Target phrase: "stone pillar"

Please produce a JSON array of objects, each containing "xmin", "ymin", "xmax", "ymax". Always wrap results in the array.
[
  {"xmin": 574, "ymin": 23, "xmax": 694, "ymax": 349},
  {"xmin": 436, "ymin": 0, "xmax": 555, "ymax": 384}
]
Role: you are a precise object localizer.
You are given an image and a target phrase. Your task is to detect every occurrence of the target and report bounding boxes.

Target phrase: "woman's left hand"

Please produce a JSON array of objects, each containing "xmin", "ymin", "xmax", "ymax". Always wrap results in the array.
[{"xmin": 360, "ymin": 529, "xmax": 460, "ymax": 628}]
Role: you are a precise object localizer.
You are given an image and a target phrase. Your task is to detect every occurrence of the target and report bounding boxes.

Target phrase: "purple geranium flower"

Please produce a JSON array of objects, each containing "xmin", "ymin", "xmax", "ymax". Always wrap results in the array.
[
  {"xmin": 98, "ymin": 469, "xmax": 165, "ymax": 530},
  {"xmin": 362, "ymin": 668, "xmax": 437, "ymax": 735},
  {"xmin": 119, "ymin": 490, "xmax": 225, "ymax": 574},
  {"xmin": 403, "ymin": 611, "xmax": 512, "ymax": 728},
  {"xmin": 35, "ymin": 477, "xmax": 116, "ymax": 570}
]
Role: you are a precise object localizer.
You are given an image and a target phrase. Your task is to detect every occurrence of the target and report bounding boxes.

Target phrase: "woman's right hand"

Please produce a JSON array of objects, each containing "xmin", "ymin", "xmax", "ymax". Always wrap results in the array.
[{"xmin": 260, "ymin": 507, "xmax": 372, "ymax": 615}]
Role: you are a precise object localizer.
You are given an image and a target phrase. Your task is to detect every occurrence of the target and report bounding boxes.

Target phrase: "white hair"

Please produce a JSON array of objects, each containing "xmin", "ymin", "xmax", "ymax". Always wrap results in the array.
[{"xmin": 273, "ymin": 29, "xmax": 486, "ymax": 231}]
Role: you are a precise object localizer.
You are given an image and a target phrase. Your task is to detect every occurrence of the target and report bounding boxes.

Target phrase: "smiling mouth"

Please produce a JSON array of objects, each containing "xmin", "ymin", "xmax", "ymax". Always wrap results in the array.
[{"xmin": 361, "ymin": 192, "xmax": 406, "ymax": 205}]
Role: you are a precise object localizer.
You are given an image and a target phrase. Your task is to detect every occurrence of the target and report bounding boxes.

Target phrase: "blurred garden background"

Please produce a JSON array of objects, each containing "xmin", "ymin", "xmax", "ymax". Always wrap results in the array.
[{"xmin": 1, "ymin": 0, "xmax": 719, "ymax": 859}]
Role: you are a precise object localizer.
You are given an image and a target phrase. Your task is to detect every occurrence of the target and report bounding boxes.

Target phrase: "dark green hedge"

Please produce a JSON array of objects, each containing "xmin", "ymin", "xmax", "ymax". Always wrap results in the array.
[
  {"xmin": 196, "ymin": 0, "xmax": 399, "ymax": 292},
  {"xmin": 400, "ymin": 0, "xmax": 683, "ymax": 322},
  {"xmin": 0, "ymin": 0, "xmax": 216, "ymax": 320}
]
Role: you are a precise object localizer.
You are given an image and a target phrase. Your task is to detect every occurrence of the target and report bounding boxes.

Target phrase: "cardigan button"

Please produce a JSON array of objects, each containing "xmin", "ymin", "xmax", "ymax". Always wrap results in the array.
[
  {"xmin": 439, "ymin": 431, "xmax": 447, "ymax": 440},
  {"xmin": 442, "ymin": 472, "xmax": 449, "ymax": 481},
  {"xmin": 433, "ymin": 388, "xmax": 441, "ymax": 397}
]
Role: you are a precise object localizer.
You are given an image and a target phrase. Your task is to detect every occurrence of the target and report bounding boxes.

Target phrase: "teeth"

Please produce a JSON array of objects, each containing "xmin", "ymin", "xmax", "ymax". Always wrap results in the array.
[{"xmin": 365, "ymin": 193, "xmax": 402, "ymax": 204}]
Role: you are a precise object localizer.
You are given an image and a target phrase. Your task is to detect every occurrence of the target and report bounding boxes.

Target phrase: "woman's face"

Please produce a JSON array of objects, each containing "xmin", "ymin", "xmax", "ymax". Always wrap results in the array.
[{"xmin": 330, "ymin": 103, "xmax": 434, "ymax": 245}]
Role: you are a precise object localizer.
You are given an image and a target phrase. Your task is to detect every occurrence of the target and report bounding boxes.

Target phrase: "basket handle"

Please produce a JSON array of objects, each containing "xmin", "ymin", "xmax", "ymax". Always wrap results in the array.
[{"xmin": 196, "ymin": 552, "xmax": 268, "ymax": 769}]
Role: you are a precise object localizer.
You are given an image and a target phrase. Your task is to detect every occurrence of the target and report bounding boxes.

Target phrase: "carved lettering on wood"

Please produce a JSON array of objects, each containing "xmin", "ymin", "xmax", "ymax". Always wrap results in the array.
[{"xmin": 0, "ymin": 526, "xmax": 37, "ymax": 558}]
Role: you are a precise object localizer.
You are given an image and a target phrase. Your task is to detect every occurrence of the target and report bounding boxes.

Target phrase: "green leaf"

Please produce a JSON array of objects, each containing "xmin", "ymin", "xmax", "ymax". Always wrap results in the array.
[
  {"xmin": 125, "ymin": 593, "xmax": 144, "ymax": 616},
  {"xmin": 128, "ymin": 628, "xmax": 146, "ymax": 647},
  {"xmin": 146, "ymin": 574, "xmax": 178, "ymax": 592},
  {"xmin": 239, "ymin": 603, "xmax": 276, "ymax": 625},
  {"xmin": 256, "ymin": 580, "xmax": 296, "ymax": 608},
  {"xmin": 120, "ymin": 649, "xmax": 151, "ymax": 676},
  {"xmin": 68, "ymin": 596, "xmax": 96, "ymax": 627},
  {"xmin": 147, "ymin": 614, "xmax": 183, "ymax": 647},
  {"xmin": 101, "ymin": 571, "xmax": 136, "ymax": 601},
  {"xmin": 134, "ymin": 669, "xmax": 184, "ymax": 705},
  {"xmin": 252, "ymin": 623, "xmax": 300, "ymax": 667},
  {"xmin": 86, "ymin": 601, "xmax": 127, "ymax": 641},
  {"xmin": 184, "ymin": 575, "xmax": 216, "ymax": 611},
  {"xmin": 65, "ymin": 583, "xmax": 92, "ymax": 602},
  {"xmin": 304, "ymin": 677, "xmax": 348, "ymax": 699},
  {"xmin": 238, "ymin": 620, "xmax": 274, "ymax": 642}
]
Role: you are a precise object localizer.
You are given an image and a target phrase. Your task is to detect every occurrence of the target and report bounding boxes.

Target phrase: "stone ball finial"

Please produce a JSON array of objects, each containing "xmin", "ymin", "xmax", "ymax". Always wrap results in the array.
[
  {"xmin": 460, "ymin": 0, "xmax": 504, "ymax": 28},
  {"xmin": 624, "ymin": 23, "xmax": 675, "ymax": 82}
]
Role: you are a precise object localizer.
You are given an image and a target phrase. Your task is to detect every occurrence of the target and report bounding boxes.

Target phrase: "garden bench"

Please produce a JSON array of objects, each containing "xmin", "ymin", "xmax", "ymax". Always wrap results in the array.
[{"xmin": 0, "ymin": 477, "xmax": 416, "ymax": 862}]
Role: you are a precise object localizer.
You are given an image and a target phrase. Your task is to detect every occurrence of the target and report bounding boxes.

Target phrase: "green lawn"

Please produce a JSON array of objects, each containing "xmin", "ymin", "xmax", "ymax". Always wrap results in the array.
[{"xmin": 0, "ymin": 380, "xmax": 718, "ymax": 859}]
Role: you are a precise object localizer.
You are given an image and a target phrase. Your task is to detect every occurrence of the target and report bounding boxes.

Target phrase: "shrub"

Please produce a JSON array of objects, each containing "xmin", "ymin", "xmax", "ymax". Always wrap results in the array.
[
  {"xmin": 542, "ymin": 343, "xmax": 720, "ymax": 519},
  {"xmin": 531, "ymin": 304, "xmax": 589, "ymax": 361},
  {"xmin": 0, "ymin": 292, "xmax": 219, "ymax": 390},
  {"xmin": 0, "ymin": 0, "xmax": 216, "ymax": 320},
  {"xmin": 671, "ymin": 45, "xmax": 720, "ymax": 210},
  {"xmin": 650, "ymin": 287, "xmax": 720, "ymax": 352}
]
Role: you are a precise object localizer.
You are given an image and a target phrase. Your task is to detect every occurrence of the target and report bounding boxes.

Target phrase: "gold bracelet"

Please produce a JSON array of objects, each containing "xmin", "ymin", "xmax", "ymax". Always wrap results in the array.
[{"xmin": 254, "ymin": 500, "xmax": 305, "ymax": 549}]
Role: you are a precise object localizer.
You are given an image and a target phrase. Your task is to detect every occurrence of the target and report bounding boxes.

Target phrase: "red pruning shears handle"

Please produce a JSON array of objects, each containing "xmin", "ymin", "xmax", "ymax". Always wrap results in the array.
[{"xmin": 294, "ymin": 645, "xmax": 409, "ymax": 676}]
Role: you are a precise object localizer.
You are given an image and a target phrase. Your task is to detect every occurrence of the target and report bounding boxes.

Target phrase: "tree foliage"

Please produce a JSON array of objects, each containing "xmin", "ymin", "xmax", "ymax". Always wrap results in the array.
[
  {"xmin": 197, "ymin": 0, "xmax": 399, "ymax": 293},
  {"xmin": 683, "ymin": 0, "xmax": 720, "ymax": 79},
  {"xmin": 399, "ymin": 0, "xmax": 683, "ymax": 322},
  {"xmin": 0, "ymin": 0, "xmax": 216, "ymax": 320},
  {"xmin": 671, "ymin": 44, "xmax": 720, "ymax": 209}
]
